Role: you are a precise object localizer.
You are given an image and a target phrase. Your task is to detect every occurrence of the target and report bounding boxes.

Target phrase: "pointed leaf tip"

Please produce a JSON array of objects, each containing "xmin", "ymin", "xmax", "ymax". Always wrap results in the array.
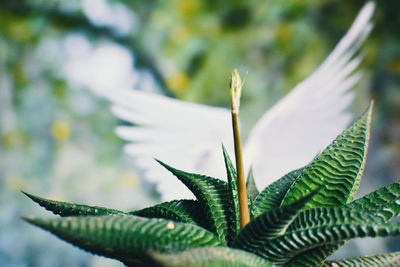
[
  {"xmin": 282, "ymin": 103, "xmax": 374, "ymax": 208},
  {"xmin": 221, "ymin": 144, "xmax": 240, "ymax": 243},
  {"xmin": 246, "ymin": 167, "xmax": 259, "ymax": 201},
  {"xmin": 23, "ymin": 215, "xmax": 224, "ymax": 263},
  {"xmin": 20, "ymin": 215, "xmax": 35, "ymax": 224},
  {"xmin": 155, "ymin": 159, "xmax": 235, "ymax": 244},
  {"xmin": 22, "ymin": 191, "xmax": 124, "ymax": 217}
]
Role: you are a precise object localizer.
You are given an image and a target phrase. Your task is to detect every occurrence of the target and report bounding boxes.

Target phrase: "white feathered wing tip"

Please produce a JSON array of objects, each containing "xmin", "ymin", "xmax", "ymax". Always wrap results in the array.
[
  {"xmin": 101, "ymin": 2, "xmax": 375, "ymax": 201},
  {"xmin": 243, "ymin": 1, "xmax": 375, "ymax": 189}
]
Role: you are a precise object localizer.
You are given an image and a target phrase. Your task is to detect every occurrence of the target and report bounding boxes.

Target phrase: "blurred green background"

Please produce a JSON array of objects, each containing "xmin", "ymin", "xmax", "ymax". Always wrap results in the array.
[{"xmin": 1, "ymin": 0, "xmax": 399, "ymax": 266}]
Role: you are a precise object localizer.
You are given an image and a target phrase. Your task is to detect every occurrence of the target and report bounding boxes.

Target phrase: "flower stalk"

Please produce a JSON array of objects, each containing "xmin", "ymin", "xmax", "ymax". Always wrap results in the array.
[{"xmin": 230, "ymin": 69, "xmax": 250, "ymax": 229}]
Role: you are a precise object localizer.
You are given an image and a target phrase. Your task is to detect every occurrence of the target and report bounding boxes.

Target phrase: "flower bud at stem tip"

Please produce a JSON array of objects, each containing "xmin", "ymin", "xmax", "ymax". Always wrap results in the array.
[{"xmin": 230, "ymin": 69, "xmax": 242, "ymax": 114}]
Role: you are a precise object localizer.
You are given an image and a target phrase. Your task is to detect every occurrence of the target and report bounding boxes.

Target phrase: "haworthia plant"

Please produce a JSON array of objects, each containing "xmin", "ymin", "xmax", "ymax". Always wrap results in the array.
[
  {"xmin": 23, "ymin": 104, "xmax": 400, "ymax": 266},
  {"xmin": 281, "ymin": 103, "xmax": 373, "ymax": 208}
]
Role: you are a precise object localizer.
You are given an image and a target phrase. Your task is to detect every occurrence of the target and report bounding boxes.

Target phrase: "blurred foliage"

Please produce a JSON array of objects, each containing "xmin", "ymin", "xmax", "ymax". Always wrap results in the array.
[{"xmin": 0, "ymin": 0, "xmax": 399, "ymax": 266}]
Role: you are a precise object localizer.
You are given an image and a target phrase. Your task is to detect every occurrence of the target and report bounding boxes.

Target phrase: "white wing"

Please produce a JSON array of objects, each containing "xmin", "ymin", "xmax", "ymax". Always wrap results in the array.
[
  {"xmin": 103, "ymin": 2, "xmax": 374, "ymax": 200},
  {"xmin": 243, "ymin": 2, "xmax": 375, "ymax": 190},
  {"xmin": 104, "ymin": 89, "xmax": 232, "ymax": 201}
]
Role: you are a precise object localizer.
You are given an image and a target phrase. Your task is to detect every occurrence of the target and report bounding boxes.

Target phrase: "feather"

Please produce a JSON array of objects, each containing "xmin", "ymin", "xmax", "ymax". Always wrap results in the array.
[{"xmin": 101, "ymin": 2, "xmax": 375, "ymax": 200}]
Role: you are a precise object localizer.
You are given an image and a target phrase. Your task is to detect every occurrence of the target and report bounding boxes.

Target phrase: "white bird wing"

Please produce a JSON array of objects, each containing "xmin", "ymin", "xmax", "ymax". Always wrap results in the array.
[
  {"xmin": 104, "ymin": 2, "xmax": 374, "ymax": 200},
  {"xmin": 105, "ymin": 89, "xmax": 232, "ymax": 201},
  {"xmin": 243, "ymin": 2, "xmax": 375, "ymax": 190}
]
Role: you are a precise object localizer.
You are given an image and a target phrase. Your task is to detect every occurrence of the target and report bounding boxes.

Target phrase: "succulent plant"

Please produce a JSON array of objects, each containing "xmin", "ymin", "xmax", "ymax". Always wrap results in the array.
[
  {"xmin": 22, "ymin": 99, "xmax": 400, "ymax": 266},
  {"xmin": 21, "ymin": 67, "xmax": 400, "ymax": 267}
]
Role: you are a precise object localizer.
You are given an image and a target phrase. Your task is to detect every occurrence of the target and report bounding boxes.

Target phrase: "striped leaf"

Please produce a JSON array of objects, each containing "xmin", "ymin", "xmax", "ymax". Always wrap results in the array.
[
  {"xmin": 347, "ymin": 180, "xmax": 400, "ymax": 221},
  {"xmin": 246, "ymin": 167, "xmax": 259, "ymax": 202},
  {"xmin": 286, "ymin": 243, "xmax": 345, "ymax": 267},
  {"xmin": 282, "ymin": 103, "xmax": 373, "ymax": 209},
  {"xmin": 252, "ymin": 167, "xmax": 304, "ymax": 217},
  {"xmin": 284, "ymin": 208, "xmax": 377, "ymax": 266},
  {"xmin": 131, "ymin": 199, "xmax": 210, "ymax": 229},
  {"xmin": 148, "ymin": 247, "xmax": 273, "ymax": 267},
  {"xmin": 246, "ymin": 209, "xmax": 400, "ymax": 265},
  {"xmin": 281, "ymin": 206, "xmax": 385, "ymax": 266},
  {"xmin": 222, "ymin": 145, "xmax": 240, "ymax": 243},
  {"xmin": 235, "ymin": 189, "xmax": 318, "ymax": 251},
  {"xmin": 157, "ymin": 160, "xmax": 231, "ymax": 244},
  {"xmin": 279, "ymin": 104, "xmax": 374, "ymax": 266},
  {"xmin": 22, "ymin": 191, "xmax": 125, "ymax": 217},
  {"xmin": 291, "ymin": 167, "xmax": 400, "ymax": 265},
  {"xmin": 288, "ymin": 206, "xmax": 384, "ymax": 231},
  {"xmin": 325, "ymin": 252, "xmax": 400, "ymax": 267},
  {"xmin": 263, "ymin": 223, "xmax": 400, "ymax": 265},
  {"xmin": 23, "ymin": 215, "xmax": 223, "ymax": 265},
  {"xmin": 321, "ymin": 168, "xmax": 400, "ymax": 267}
]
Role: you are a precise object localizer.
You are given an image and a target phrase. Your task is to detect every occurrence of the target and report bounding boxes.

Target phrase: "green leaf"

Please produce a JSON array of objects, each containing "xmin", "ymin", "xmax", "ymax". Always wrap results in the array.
[
  {"xmin": 286, "ymin": 243, "xmax": 345, "ymax": 267},
  {"xmin": 222, "ymin": 145, "xmax": 240, "ymax": 243},
  {"xmin": 283, "ymin": 206, "xmax": 382, "ymax": 265},
  {"xmin": 288, "ymin": 206, "xmax": 384, "ymax": 231},
  {"xmin": 252, "ymin": 167, "xmax": 304, "ymax": 217},
  {"xmin": 157, "ymin": 160, "xmax": 231, "ymax": 244},
  {"xmin": 246, "ymin": 167, "xmax": 259, "ymax": 202},
  {"xmin": 282, "ymin": 103, "xmax": 373, "ymax": 209},
  {"xmin": 131, "ymin": 199, "xmax": 210, "ymax": 229},
  {"xmin": 292, "ymin": 178, "xmax": 400, "ymax": 266},
  {"xmin": 147, "ymin": 247, "xmax": 273, "ymax": 267},
  {"xmin": 284, "ymin": 206, "xmax": 384, "ymax": 266},
  {"xmin": 324, "ymin": 251, "xmax": 400, "ymax": 266},
  {"xmin": 22, "ymin": 191, "xmax": 125, "ymax": 216},
  {"xmin": 265, "ymin": 223, "xmax": 400, "ymax": 265},
  {"xmin": 22, "ymin": 215, "xmax": 223, "ymax": 265},
  {"xmin": 248, "ymin": 208, "xmax": 400, "ymax": 265},
  {"xmin": 347, "ymin": 180, "xmax": 400, "ymax": 222},
  {"xmin": 235, "ymin": 189, "xmax": 318, "ymax": 251}
]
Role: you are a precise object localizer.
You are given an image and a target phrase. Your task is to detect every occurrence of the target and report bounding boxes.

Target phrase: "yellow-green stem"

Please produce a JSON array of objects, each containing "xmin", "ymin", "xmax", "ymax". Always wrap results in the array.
[
  {"xmin": 232, "ymin": 112, "xmax": 250, "ymax": 229},
  {"xmin": 230, "ymin": 69, "xmax": 250, "ymax": 229}
]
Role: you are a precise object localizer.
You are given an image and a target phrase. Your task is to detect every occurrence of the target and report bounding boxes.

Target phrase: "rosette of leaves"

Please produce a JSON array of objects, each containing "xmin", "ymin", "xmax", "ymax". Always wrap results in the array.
[{"xmin": 22, "ymin": 103, "xmax": 400, "ymax": 266}]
